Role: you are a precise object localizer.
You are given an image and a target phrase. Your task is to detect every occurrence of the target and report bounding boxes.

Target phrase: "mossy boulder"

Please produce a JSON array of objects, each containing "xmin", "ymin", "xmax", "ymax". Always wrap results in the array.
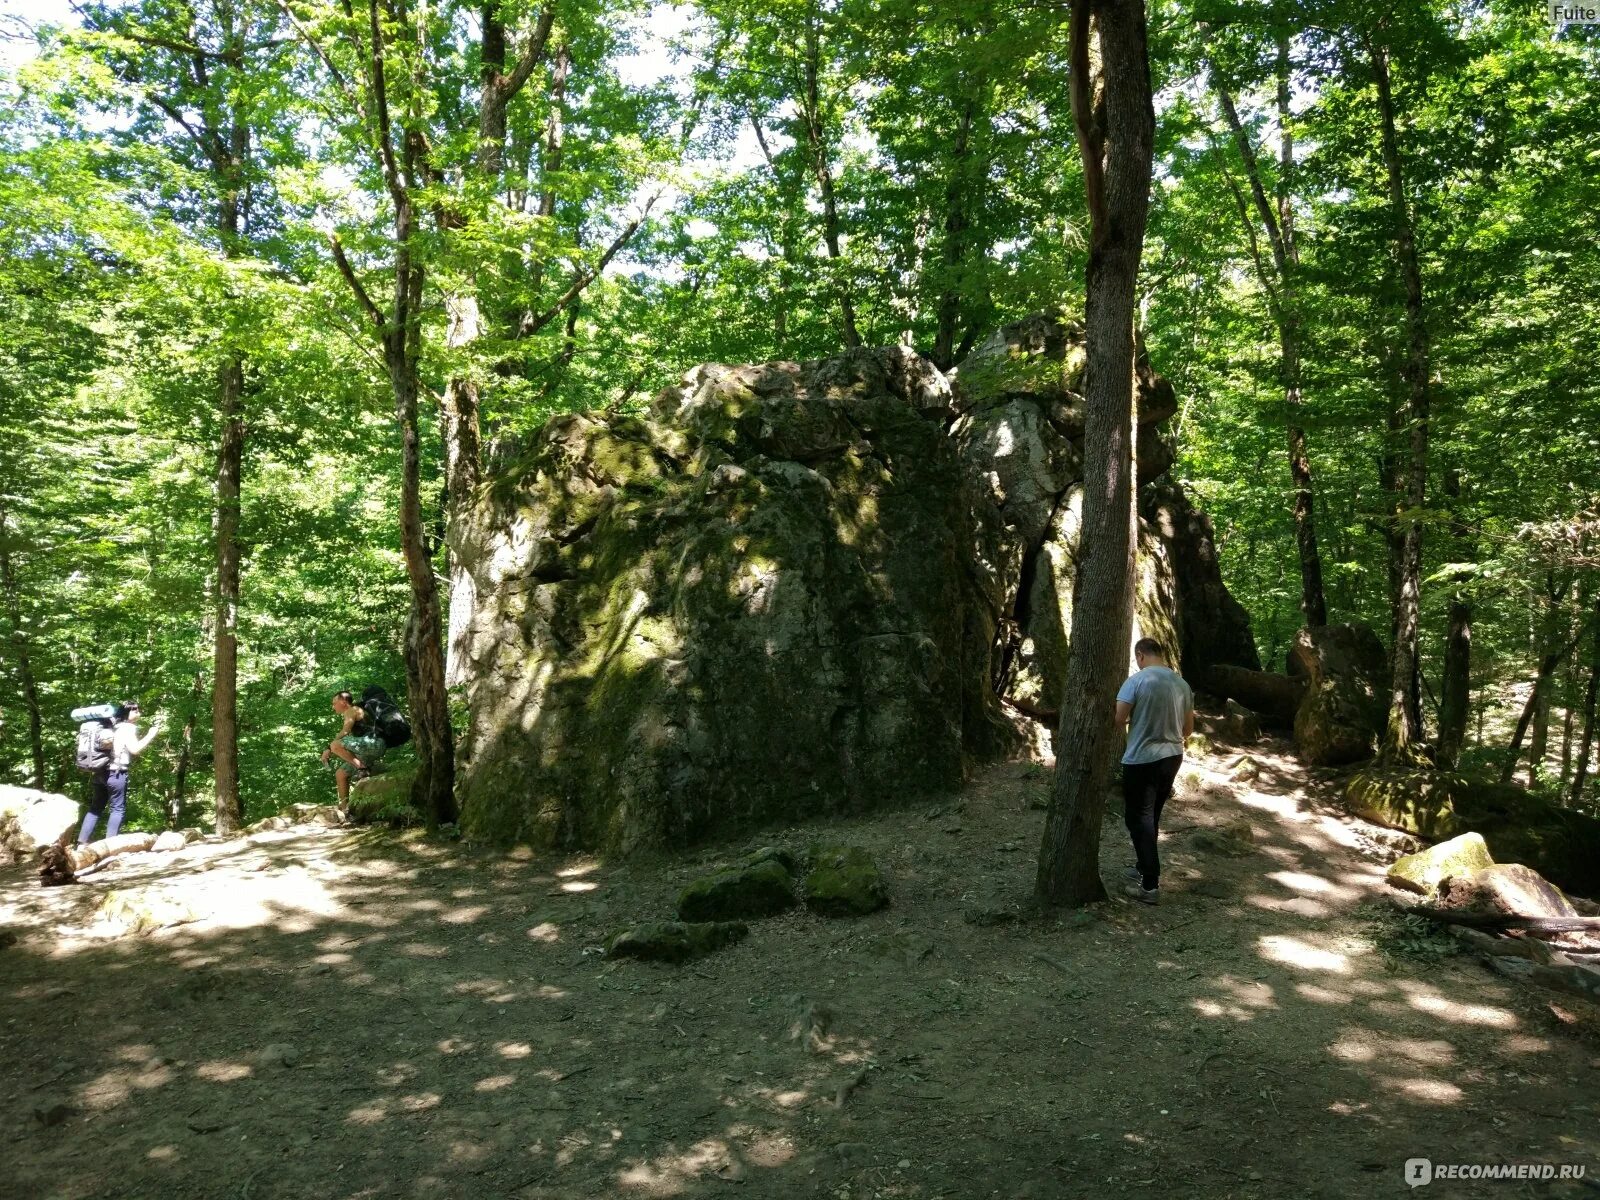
[
  {"xmin": 1386, "ymin": 832, "xmax": 1495, "ymax": 896},
  {"xmin": 804, "ymin": 845, "xmax": 890, "ymax": 916},
  {"xmin": 448, "ymin": 313, "xmax": 1256, "ymax": 854},
  {"xmin": 676, "ymin": 859, "xmax": 797, "ymax": 922},
  {"xmin": 1349, "ymin": 769, "xmax": 1600, "ymax": 898},
  {"xmin": 1290, "ymin": 624, "xmax": 1387, "ymax": 766},
  {"xmin": 347, "ymin": 768, "xmax": 421, "ymax": 827},
  {"xmin": 606, "ymin": 920, "xmax": 749, "ymax": 964}
]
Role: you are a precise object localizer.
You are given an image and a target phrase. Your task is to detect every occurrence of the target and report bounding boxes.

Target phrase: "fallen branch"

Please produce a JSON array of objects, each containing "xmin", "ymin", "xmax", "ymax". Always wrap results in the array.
[
  {"xmin": 1390, "ymin": 897, "xmax": 1600, "ymax": 935},
  {"xmin": 39, "ymin": 833, "xmax": 157, "ymax": 886}
]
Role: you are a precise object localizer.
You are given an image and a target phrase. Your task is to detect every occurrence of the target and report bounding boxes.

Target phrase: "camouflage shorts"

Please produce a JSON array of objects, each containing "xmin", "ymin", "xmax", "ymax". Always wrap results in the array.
[{"xmin": 327, "ymin": 734, "xmax": 386, "ymax": 775}]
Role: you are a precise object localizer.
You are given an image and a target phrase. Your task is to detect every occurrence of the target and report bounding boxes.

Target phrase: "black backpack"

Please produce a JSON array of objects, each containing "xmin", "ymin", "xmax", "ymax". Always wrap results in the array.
[
  {"xmin": 359, "ymin": 685, "xmax": 412, "ymax": 748},
  {"xmin": 75, "ymin": 719, "xmax": 115, "ymax": 772}
]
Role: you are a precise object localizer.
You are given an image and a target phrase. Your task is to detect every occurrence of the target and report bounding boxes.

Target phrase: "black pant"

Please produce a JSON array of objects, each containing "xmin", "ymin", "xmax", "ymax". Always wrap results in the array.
[{"xmin": 1122, "ymin": 754, "xmax": 1183, "ymax": 891}]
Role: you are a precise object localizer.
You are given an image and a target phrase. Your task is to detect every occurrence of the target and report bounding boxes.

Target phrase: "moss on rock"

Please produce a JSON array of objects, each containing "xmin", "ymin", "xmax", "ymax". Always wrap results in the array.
[
  {"xmin": 605, "ymin": 920, "xmax": 749, "ymax": 963},
  {"xmin": 676, "ymin": 859, "xmax": 797, "ymax": 922},
  {"xmin": 1349, "ymin": 769, "xmax": 1600, "ymax": 899},
  {"xmin": 347, "ymin": 769, "xmax": 421, "ymax": 827},
  {"xmin": 1386, "ymin": 832, "xmax": 1494, "ymax": 896},
  {"xmin": 804, "ymin": 845, "xmax": 890, "ymax": 916}
]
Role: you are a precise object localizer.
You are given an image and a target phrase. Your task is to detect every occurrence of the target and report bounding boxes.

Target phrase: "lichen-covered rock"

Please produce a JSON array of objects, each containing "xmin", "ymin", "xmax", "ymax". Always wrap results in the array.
[
  {"xmin": 804, "ymin": 845, "xmax": 890, "ymax": 916},
  {"xmin": 606, "ymin": 920, "xmax": 749, "ymax": 963},
  {"xmin": 1223, "ymin": 701, "xmax": 1261, "ymax": 744},
  {"xmin": 0, "ymin": 786, "xmax": 80, "ymax": 865},
  {"xmin": 677, "ymin": 859, "xmax": 797, "ymax": 922},
  {"xmin": 1386, "ymin": 832, "xmax": 1495, "ymax": 896},
  {"xmin": 1349, "ymin": 770, "xmax": 1600, "ymax": 898},
  {"xmin": 449, "ymin": 312, "xmax": 1257, "ymax": 853},
  {"xmin": 1290, "ymin": 624, "xmax": 1388, "ymax": 766},
  {"xmin": 1435, "ymin": 862, "xmax": 1577, "ymax": 920}
]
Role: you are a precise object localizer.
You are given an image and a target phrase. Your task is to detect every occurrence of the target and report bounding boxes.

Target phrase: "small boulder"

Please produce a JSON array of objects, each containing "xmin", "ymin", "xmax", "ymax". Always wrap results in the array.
[
  {"xmin": 1436, "ymin": 862, "xmax": 1578, "ymax": 920},
  {"xmin": 804, "ymin": 845, "xmax": 890, "ymax": 916},
  {"xmin": 94, "ymin": 889, "xmax": 199, "ymax": 937},
  {"xmin": 745, "ymin": 845, "xmax": 800, "ymax": 874},
  {"xmin": 677, "ymin": 859, "xmax": 797, "ymax": 922},
  {"xmin": 1386, "ymin": 832, "xmax": 1495, "ymax": 896},
  {"xmin": 606, "ymin": 920, "xmax": 749, "ymax": 963},
  {"xmin": 347, "ymin": 769, "xmax": 421, "ymax": 827},
  {"xmin": 1185, "ymin": 732, "xmax": 1212, "ymax": 757},
  {"xmin": 1223, "ymin": 700, "xmax": 1261, "ymax": 744},
  {"xmin": 1229, "ymin": 756, "xmax": 1260, "ymax": 784},
  {"xmin": 151, "ymin": 830, "xmax": 191, "ymax": 853},
  {"xmin": 0, "ymin": 786, "xmax": 80, "ymax": 865}
]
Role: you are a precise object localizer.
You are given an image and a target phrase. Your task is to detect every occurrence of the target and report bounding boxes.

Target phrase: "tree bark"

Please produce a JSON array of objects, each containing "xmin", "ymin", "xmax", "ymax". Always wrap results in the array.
[
  {"xmin": 1037, "ymin": 0, "xmax": 1155, "ymax": 908},
  {"xmin": 1570, "ymin": 605, "xmax": 1599, "ymax": 811},
  {"xmin": 932, "ymin": 91, "xmax": 979, "ymax": 370},
  {"xmin": 1370, "ymin": 34, "xmax": 1431, "ymax": 763},
  {"xmin": 1436, "ymin": 469, "xmax": 1472, "ymax": 770},
  {"xmin": 211, "ymin": 352, "xmax": 245, "ymax": 835},
  {"xmin": 802, "ymin": 12, "xmax": 861, "ymax": 349},
  {"xmin": 169, "ymin": 667, "xmax": 205, "ymax": 830},
  {"xmin": 1501, "ymin": 614, "xmax": 1589, "ymax": 785},
  {"xmin": 0, "ymin": 504, "xmax": 44, "ymax": 787}
]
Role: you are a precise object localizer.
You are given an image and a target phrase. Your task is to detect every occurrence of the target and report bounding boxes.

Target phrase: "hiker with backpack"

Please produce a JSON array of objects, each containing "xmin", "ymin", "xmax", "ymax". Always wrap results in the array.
[
  {"xmin": 75, "ymin": 701, "xmax": 163, "ymax": 845},
  {"xmin": 322, "ymin": 687, "xmax": 410, "ymax": 805}
]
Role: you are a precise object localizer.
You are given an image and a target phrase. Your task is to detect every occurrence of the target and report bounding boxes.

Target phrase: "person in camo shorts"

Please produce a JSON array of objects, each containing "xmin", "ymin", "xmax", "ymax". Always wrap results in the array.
[
  {"xmin": 1115, "ymin": 637, "xmax": 1194, "ymax": 906},
  {"xmin": 321, "ymin": 691, "xmax": 386, "ymax": 806}
]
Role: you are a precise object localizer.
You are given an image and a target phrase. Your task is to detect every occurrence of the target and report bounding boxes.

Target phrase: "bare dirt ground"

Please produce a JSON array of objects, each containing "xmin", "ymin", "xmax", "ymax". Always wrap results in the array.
[{"xmin": 3, "ymin": 736, "xmax": 1598, "ymax": 1200}]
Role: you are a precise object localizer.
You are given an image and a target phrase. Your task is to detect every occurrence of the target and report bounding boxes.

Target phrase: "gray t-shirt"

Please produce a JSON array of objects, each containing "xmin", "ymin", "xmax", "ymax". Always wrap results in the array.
[{"xmin": 1117, "ymin": 665, "xmax": 1193, "ymax": 765}]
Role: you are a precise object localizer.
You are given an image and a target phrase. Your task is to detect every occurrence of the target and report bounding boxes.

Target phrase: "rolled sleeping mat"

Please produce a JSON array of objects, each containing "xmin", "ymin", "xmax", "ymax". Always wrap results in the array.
[{"xmin": 71, "ymin": 703, "xmax": 120, "ymax": 723}]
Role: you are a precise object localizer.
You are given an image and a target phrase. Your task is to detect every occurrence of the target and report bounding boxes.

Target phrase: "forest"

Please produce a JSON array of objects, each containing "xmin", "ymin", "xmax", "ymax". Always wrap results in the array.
[{"xmin": 2, "ymin": 0, "xmax": 1600, "ymax": 1196}]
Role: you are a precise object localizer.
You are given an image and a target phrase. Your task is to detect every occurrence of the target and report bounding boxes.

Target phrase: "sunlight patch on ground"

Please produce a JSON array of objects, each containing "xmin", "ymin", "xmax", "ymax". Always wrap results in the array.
[
  {"xmin": 475, "ymin": 1073, "xmax": 517, "ymax": 1092},
  {"xmin": 1404, "ymin": 990, "xmax": 1518, "ymax": 1029},
  {"xmin": 193, "ymin": 1060, "xmax": 252, "ymax": 1083},
  {"xmin": 1192, "ymin": 974, "xmax": 1278, "ymax": 1021},
  {"xmin": 1258, "ymin": 934, "xmax": 1351, "ymax": 974},
  {"xmin": 560, "ymin": 880, "xmax": 599, "ymax": 893},
  {"xmin": 1295, "ymin": 982, "xmax": 1355, "ymax": 1005},
  {"xmin": 1382, "ymin": 1076, "xmax": 1464, "ymax": 1104},
  {"xmin": 497, "ymin": 1041, "xmax": 534, "ymax": 1059},
  {"xmin": 527, "ymin": 922, "xmax": 561, "ymax": 942},
  {"xmin": 439, "ymin": 904, "xmax": 489, "ymax": 924}
]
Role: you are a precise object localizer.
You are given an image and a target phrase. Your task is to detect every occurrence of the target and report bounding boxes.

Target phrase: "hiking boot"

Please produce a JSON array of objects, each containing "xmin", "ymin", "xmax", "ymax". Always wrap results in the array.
[{"xmin": 1124, "ymin": 883, "xmax": 1160, "ymax": 906}]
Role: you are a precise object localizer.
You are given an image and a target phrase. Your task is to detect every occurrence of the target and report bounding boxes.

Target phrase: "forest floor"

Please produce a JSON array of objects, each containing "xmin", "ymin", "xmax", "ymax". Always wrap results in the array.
[{"xmin": 2, "ymin": 735, "xmax": 1598, "ymax": 1200}]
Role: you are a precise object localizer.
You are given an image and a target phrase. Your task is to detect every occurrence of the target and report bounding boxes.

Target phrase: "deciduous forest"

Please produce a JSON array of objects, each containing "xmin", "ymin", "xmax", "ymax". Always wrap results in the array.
[{"xmin": 1, "ymin": 0, "xmax": 1598, "ymax": 1196}]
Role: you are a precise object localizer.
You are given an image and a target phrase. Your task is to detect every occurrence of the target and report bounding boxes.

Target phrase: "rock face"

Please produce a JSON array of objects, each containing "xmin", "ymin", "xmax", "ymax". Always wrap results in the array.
[
  {"xmin": 449, "ymin": 310, "xmax": 1257, "ymax": 852},
  {"xmin": 1349, "ymin": 770, "xmax": 1600, "ymax": 898},
  {"xmin": 0, "ymin": 786, "xmax": 79, "ymax": 864},
  {"xmin": 1289, "ymin": 624, "xmax": 1388, "ymax": 766}
]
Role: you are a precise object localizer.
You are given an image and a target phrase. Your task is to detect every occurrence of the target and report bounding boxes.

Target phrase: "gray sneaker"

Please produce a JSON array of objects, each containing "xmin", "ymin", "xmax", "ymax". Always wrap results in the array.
[
  {"xmin": 1124, "ymin": 866, "xmax": 1143, "ymax": 883},
  {"xmin": 1124, "ymin": 883, "xmax": 1160, "ymax": 906}
]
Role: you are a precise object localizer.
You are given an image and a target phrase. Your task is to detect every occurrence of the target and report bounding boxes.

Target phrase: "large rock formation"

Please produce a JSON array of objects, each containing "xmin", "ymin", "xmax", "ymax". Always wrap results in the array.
[
  {"xmin": 1289, "ymin": 624, "xmax": 1388, "ymax": 765},
  {"xmin": 449, "ymin": 310, "xmax": 1257, "ymax": 852},
  {"xmin": 0, "ymin": 786, "xmax": 79, "ymax": 864}
]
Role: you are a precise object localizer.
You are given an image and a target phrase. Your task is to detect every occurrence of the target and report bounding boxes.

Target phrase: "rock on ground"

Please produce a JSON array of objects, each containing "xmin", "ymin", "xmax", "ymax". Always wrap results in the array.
[
  {"xmin": 1386, "ymin": 832, "xmax": 1494, "ymax": 896},
  {"xmin": 606, "ymin": 920, "xmax": 750, "ymax": 963},
  {"xmin": 804, "ymin": 845, "xmax": 890, "ymax": 916},
  {"xmin": 677, "ymin": 859, "xmax": 797, "ymax": 922},
  {"xmin": 1436, "ymin": 863, "xmax": 1579, "ymax": 920},
  {"xmin": 1289, "ymin": 624, "xmax": 1387, "ymax": 766},
  {"xmin": 0, "ymin": 786, "xmax": 80, "ymax": 864}
]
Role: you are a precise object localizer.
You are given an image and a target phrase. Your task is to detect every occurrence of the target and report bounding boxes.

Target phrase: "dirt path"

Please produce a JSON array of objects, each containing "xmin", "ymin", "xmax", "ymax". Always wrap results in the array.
[{"xmin": 2, "ymin": 739, "xmax": 1596, "ymax": 1200}]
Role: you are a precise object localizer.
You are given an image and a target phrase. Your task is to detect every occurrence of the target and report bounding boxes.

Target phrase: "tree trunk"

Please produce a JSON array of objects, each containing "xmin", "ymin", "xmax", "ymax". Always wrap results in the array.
[
  {"xmin": 1501, "ymin": 622, "xmax": 1588, "ymax": 785},
  {"xmin": 932, "ymin": 93, "xmax": 978, "ymax": 371},
  {"xmin": 1370, "ymin": 35, "xmax": 1431, "ymax": 763},
  {"xmin": 0, "ymin": 503, "xmax": 44, "ymax": 788},
  {"xmin": 1036, "ymin": 0, "xmax": 1155, "ymax": 908},
  {"xmin": 802, "ymin": 13, "xmax": 861, "ymax": 349},
  {"xmin": 1570, "ymin": 608, "xmax": 1599, "ymax": 811},
  {"xmin": 1436, "ymin": 469, "xmax": 1472, "ymax": 770},
  {"xmin": 211, "ymin": 354, "xmax": 245, "ymax": 835},
  {"xmin": 387, "ymin": 322, "xmax": 457, "ymax": 827},
  {"xmin": 169, "ymin": 667, "xmax": 205, "ymax": 830}
]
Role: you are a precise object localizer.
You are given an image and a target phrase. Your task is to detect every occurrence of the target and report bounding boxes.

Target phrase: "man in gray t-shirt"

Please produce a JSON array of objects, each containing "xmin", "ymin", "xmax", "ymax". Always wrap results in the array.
[{"xmin": 1114, "ymin": 638, "xmax": 1194, "ymax": 905}]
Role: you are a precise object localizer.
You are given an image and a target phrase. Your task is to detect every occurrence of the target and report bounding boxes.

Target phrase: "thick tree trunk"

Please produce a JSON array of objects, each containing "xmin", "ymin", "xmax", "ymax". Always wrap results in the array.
[
  {"xmin": 0, "ymin": 504, "xmax": 44, "ymax": 788},
  {"xmin": 1436, "ymin": 470, "xmax": 1472, "ymax": 770},
  {"xmin": 1370, "ymin": 36, "xmax": 1430, "ymax": 763},
  {"xmin": 1571, "ymin": 609, "xmax": 1599, "ymax": 811},
  {"xmin": 211, "ymin": 354, "xmax": 245, "ymax": 835},
  {"xmin": 1037, "ymin": 0, "xmax": 1155, "ymax": 908},
  {"xmin": 932, "ymin": 94, "xmax": 978, "ymax": 371}
]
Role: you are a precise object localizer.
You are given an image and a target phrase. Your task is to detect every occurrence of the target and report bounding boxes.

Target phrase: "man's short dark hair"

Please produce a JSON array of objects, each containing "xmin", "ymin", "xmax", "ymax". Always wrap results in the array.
[
  {"xmin": 1133, "ymin": 638, "xmax": 1166, "ymax": 659},
  {"xmin": 334, "ymin": 691, "xmax": 354, "ymax": 704}
]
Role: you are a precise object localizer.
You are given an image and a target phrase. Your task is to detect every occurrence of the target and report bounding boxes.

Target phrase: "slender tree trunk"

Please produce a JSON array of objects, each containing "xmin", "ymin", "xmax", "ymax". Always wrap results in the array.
[
  {"xmin": 1370, "ymin": 35, "xmax": 1431, "ymax": 762},
  {"xmin": 1501, "ymin": 617, "xmax": 1588, "ymax": 785},
  {"xmin": 802, "ymin": 13, "xmax": 861, "ymax": 349},
  {"xmin": 1560, "ymin": 656, "xmax": 1577, "ymax": 788},
  {"xmin": 0, "ymin": 504, "xmax": 44, "ymax": 787},
  {"xmin": 933, "ymin": 93, "xmax": 978, "ymax": 370},
  {"xmin": 211, "ymin": 354, "xmax": 245, "ymax": 834},
  {"xmin": 1570, "ymin": 607, "xmax": 1599, "ymax": 810},
  {"xmin": 169, "ymin": 667, "xmax": 205, "ymax": 829},
  {"xmin": 1037, "ymin": 0, "xmax": 1155, "ymax": 908},
  {"xmin": 1436, "ymin": 469, "xmax": 1472, "ymax": 770}
]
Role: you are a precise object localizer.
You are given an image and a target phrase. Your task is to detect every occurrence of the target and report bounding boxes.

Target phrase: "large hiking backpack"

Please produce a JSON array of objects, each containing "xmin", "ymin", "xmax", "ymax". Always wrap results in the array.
[
  {"xmin": 359, "ymin": 685, "xmax": 412, "ymax": 748},
  {"xmin": 75, "ymin": 717, "xmax": 116, "ymax": 771}
]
